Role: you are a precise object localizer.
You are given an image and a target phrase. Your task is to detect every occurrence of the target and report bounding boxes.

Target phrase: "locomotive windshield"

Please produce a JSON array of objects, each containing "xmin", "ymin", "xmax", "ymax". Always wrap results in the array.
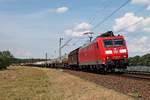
[
  {"xmin": 104, "ymin": 39, "xmax": 125, "ymax": 47},
  {"xmin": 104, "ymin": 40, "xmax": 113, "ymax": 47},
  {"xmin": 114, "ymin": 39, "xmax": 124, "ymax": 46}
]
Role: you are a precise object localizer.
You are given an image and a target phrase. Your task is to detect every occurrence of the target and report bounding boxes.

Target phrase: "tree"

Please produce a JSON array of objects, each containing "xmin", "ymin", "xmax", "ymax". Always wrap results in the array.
[
  {"xmin": 129, "ymin": 54, "xmax": 150, "ymax": 66},
  {"xmin": 141, "ymin": 54, "xmax": 150, "ymax": 66},
  {"xmin": 0, "ymin": 51, "xmax": 13, "ymax": 70}
]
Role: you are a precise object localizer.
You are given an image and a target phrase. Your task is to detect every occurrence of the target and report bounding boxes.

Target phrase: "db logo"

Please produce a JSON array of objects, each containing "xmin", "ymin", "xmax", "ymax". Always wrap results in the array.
[{"xmin": 114, "ymin": 48, "xmax": 118, "ymax": 53}]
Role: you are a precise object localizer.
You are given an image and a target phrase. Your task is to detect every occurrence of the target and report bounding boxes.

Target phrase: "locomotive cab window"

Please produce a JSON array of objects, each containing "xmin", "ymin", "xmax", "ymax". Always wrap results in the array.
[
  {"xmin": 104, "ymin": 40, "xmax": 113, "ymax": 48},
  {"xmin": 114, "ymin": 39, "xmax": 124, "ymax": 46}
]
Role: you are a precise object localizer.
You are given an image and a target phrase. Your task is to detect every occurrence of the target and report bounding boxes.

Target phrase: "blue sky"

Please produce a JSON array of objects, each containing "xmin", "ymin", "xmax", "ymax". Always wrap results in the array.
[{"xmin": 0, "ymin": 0, "xmax": 150, "ymax": 58}]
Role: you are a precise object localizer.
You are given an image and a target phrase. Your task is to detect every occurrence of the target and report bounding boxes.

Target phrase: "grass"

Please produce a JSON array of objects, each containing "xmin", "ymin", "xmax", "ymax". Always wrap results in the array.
[{"xmin": 0, "ymin": 66, "xmax": 134, "ymax": 100}]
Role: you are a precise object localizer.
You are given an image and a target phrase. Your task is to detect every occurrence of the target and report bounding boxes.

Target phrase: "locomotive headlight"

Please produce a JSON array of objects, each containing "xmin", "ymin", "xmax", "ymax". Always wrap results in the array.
[
  {"xmin": 105, "ymin": 50, "xmax": 112, "ymax": 54},
  {"xmin": 119, "ymin": 49, "xmax": 127, "ymax": 53}
]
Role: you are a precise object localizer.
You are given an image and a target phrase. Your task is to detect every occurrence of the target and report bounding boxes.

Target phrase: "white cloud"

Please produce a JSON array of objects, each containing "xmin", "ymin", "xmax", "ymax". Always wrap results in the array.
[
  {"xmin": 128, "ymin": 36, "xmax": 150, "ymax": 55},
  {"xmin": 55, "ymin": 7, "xmax": 68, "ymax": 13},
  {"xmin": 143, "ymin": 27, "xmax": 150, "ymax": 32},
  {"xmin": 113, "ymin": 11, "xmax": 150, "ymax": 56},
  {"xmin": 47, "ymin": 6, "xmax": 69, "ymax": 14},
  {"xmin": 65, "ymin": 22, "xmax": 92, "ymax": 37},
  {"xmin": 113, "ymin": 12, "xmax": 143, "ymax": 32},
  {"xmin": 132, "ymin": 0, "xmax": 150, "ymax": 10},
  {"xmin": 113, "ymin": 12, "xmax": 150, "ymax": 32},
  {"xmin": 148, "ymin": 6, "xmax": 150, "ymax": 10},
  {"xmin": 25, "ymin": 6, "xmax": 69, "ymax": 18}
]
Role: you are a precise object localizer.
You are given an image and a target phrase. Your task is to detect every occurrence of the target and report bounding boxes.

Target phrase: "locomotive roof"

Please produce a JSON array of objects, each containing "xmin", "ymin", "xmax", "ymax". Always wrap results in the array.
[
  {"xmin": 96, "ymin": 31, "xmax": 124, "ymax": 39},
  {"xmin": 96, "ymin": 34, "xmax": 124, "ymax": 39}
]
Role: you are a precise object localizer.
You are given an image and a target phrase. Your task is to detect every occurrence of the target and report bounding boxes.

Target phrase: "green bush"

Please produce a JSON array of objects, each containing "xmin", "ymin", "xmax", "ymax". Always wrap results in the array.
[
  {"xmin": 0, "ymin": 51, "xmax": 13, "ymax": 70},
  {"xmin": 129, "ymin": 54, "xmax": 150, "ymax": 66}
]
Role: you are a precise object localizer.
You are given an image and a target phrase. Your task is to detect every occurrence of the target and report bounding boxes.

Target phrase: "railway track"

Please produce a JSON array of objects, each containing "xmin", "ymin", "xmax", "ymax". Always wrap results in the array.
[
  {"xmin": 123, "ymin": 71, "xmax": 150, "ymax": 80},
  {"xmin": 26, "ymin": 63, "xmax": 150, "ymax": 80},
  {"xmin": 24, "ymin": 62, "xmax": 150, "ymax": 80}
]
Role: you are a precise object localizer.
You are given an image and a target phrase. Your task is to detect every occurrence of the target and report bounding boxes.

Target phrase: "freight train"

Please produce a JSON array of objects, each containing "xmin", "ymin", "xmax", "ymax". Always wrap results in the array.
[
  {"xmin": 68, "ymin": 31, "xmax": 129, "ymax": 72},
  {"xmin": 24, "ymin": 31, "xmax": 129, "ymax": 73}
]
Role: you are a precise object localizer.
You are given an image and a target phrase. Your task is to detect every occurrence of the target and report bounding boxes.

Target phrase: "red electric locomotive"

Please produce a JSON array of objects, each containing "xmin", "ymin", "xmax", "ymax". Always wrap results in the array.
[{"xmin": 68, "ymin": 31, "xmax": 128, "ymax": 72}]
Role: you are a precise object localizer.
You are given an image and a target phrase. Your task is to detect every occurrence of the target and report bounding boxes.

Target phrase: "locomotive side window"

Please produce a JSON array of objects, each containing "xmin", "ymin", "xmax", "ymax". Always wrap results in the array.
[
  {"xmin": 114, "ymin": 39, "xmax": 124, "ymax": 46},
  {"xmin": 104, "ymin": 40, "xmax": 113, "ymax": 48}
]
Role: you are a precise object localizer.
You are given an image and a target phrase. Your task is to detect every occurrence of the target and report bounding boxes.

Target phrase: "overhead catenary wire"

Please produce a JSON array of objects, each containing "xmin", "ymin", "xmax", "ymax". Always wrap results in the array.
[
  {"xmin": 61, "ymin": 4, "xmax": 148, "ymax": 57},
  {"xmin": 93, "ymin": 0, "xmax": 131, "ymax": 30},
  {"xmin": 60, "ymin": 0, "xmax": 132, "ymax": 54},
  {"xmin": 89, "ymin": 0, "xmax": 113, "ymax": 25},
  {"xmin": 117, "ymin": 20, "xmax": 142, "ymax": 33},
  {"xmin": 61, "ymin": 38, "xmax": 72, "ymax": 49},
  {"xmin": 64, "ymin": 0, "xmax": 130, "ymax": 47},
  {"xmin": 71, "ymin": 37, "xmax": 85, "ymax": 46},
  {"xmin": 61, "ymin": 0, "xmax": 149, "ymax": 59},
  {"xmin": 72, "ymin": 1, "xmax": 114, "ymax": 44}
]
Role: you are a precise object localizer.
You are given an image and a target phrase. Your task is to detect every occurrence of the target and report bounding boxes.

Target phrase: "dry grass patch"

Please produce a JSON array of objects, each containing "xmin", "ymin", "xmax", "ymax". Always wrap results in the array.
[
  {"xmin": 0, "ymin": 66, "xmax": 62, "ymax": 100},
  {"xmin": 0, "ymin": 66, "xmax": 133, "ymax": 100}
]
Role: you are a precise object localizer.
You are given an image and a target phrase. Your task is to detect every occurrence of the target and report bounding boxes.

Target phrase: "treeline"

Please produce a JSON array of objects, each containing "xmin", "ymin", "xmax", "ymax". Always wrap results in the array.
[
  {"xmin": 0, "ymin": 51, "xmax": 13, "ymax": 69},
  {"xmin": 129, "ymin": 53, "xmax": 150, "ymax": 66},
  {"xmin": 0, "ymin": 50, "xmax": 47, "ymax": 70}
]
